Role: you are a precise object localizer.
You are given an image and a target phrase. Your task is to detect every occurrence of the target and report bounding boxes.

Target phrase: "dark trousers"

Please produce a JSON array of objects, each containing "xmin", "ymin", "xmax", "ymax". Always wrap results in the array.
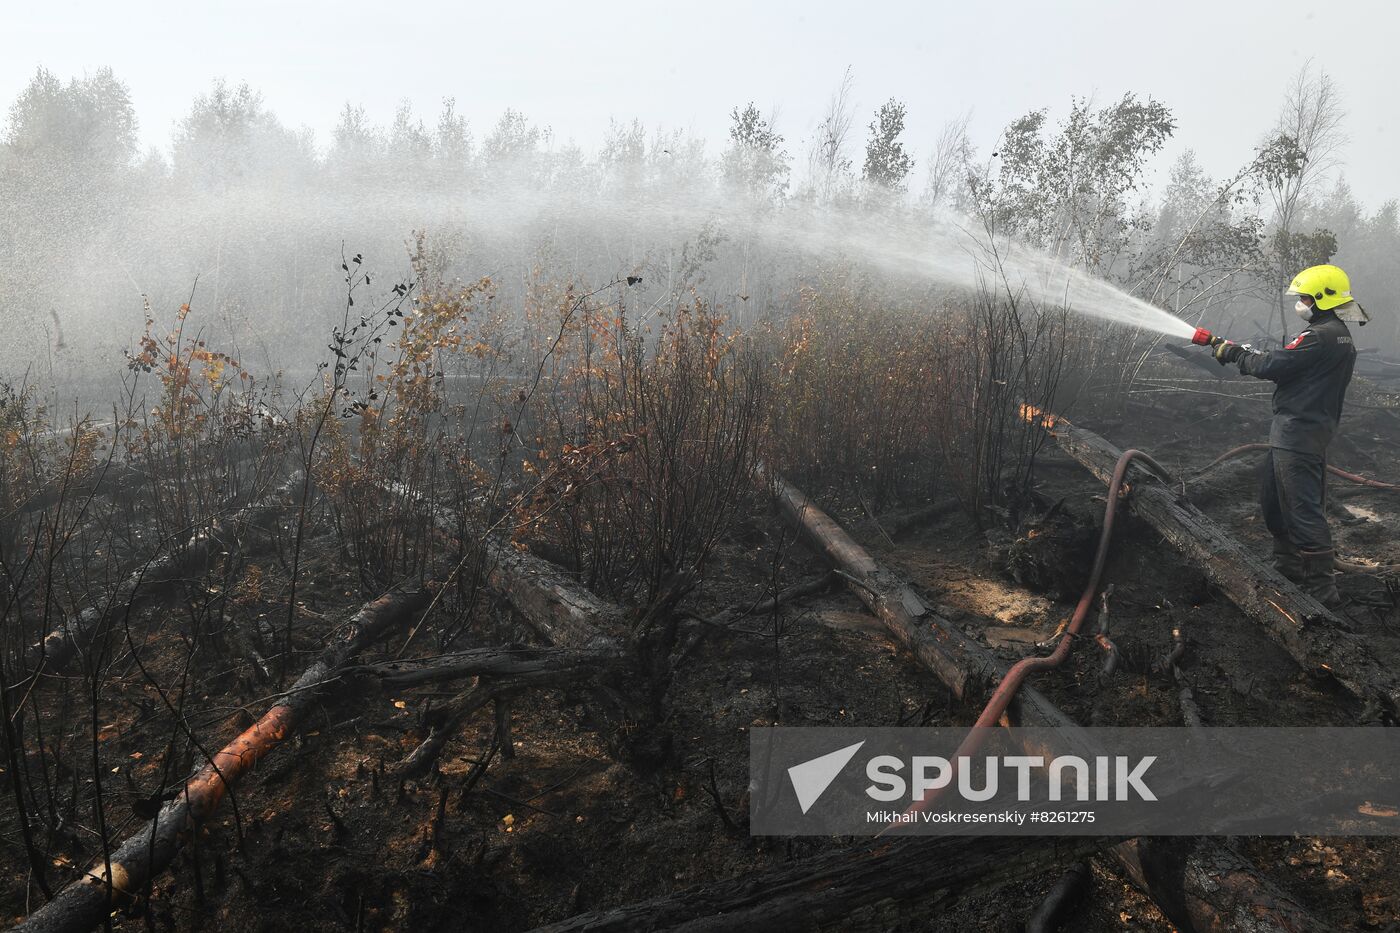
[{"xmin": 1260, "ymin": 447, "xmax": 1332, "ymax": 553}]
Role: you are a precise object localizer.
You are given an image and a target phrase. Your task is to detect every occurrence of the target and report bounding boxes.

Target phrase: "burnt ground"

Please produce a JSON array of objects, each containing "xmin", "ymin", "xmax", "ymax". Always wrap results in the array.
[{"xmin": 6, "ymin": 360, "xmax": 1400, "ymax": 931}]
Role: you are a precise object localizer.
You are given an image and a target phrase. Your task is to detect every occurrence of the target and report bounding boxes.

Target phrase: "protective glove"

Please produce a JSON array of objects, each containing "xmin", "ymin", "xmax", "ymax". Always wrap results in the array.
[{"xmin": 1213, "ymin": 340, "xmax": 1246, "ymax": 365}]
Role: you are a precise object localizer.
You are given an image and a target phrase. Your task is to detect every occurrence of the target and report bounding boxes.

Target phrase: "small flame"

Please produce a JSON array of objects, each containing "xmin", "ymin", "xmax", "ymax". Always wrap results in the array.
[
  {"xmin": 1264, "ymin": 597, "xmax": 1299, "ymax": 628},
  {"xmin": 1019, "ymin": 403, "xmax": 1058, "ymax": 428}
]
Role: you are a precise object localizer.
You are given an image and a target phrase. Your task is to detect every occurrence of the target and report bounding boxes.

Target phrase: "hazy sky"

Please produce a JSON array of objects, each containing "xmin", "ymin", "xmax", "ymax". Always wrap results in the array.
[{"xmin": 4, "ymin": 0, "xmax": 1397, "ymax": 206}]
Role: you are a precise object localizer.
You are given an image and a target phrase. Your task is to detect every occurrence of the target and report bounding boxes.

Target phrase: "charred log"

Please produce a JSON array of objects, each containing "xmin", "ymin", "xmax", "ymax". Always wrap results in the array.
[
  {"xmin": 14, "ymin": 436, "xmax": 274, "ymax": 517},
  {"xmin": 391, "ymin": 481, "xmax": 627, "ymax": 651},
  {"xmin": 766, "ymin": 469, "xmax": 1079, "ymax": 730},
  {"xmin": 1025, "ymin": 861, "xmax": 1091, "ymax": 933},
  {"xmin": 1110, "ymin": 837, "xmax": 1323, "ymax": 933},
  {"xmin": 768, "ymin": 471, "xmax": 1331, "ymax": 933},
  {"xmin": 1043, "ymin": 414, "xmax": 1400, "ymax": 718},
  {"xmin": 13, "ymin": 587, "xmax": 432, "ymax": 933},
  {"xmin": 529, "ymin": 835, "xmax": 1107, "ymax": 932},
  {"xmin": 22, "ymin": 470, "xmax": 301, "ymax": 679},
  {"xmin": 406, "ymin": 491, "xmax": 675, "ymax": 767},
  {"xmin": 478, "ymin": 536, "xmax": 627, "ymax": 650},
  {"xmin": 360, "ymin": 645, "xmax": 629, "ymax": 688},
  {"xmin": 393, "ymin": 656, "xmax": 628, "ymax": 778}
]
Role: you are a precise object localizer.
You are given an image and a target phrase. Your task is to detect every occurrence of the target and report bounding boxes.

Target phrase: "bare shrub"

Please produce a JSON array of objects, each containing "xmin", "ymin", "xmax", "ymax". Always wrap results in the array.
[
  {"xmin": 317, "ymin": 259, "xmax": 506, "ymax": 598},
  {"xmin": 761, "ymin": 276, "xmax": 939, "ymax": 508},
  {"xmin": 518, "ymin": 295, "xmax": 765, "ymax": 610},
  {"xmin": 759, "ymin": 268, "xmax": 1066, "ymax": 524},
  {"xmin": 927, "ymin": 281, "xmax": 1067, "ymax": 524}
]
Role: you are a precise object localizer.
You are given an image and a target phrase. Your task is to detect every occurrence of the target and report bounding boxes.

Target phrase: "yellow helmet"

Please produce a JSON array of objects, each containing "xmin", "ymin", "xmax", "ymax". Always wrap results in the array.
[{"xmin": 1286, "ymin": 264, "xmax": 1354, "ymax": 311}]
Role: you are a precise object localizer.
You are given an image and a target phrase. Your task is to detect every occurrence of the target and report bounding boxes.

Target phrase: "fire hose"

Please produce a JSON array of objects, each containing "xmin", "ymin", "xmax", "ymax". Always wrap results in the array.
[
  {"xmin": 1193, "ymin": 442, "xmax": 1400, "ymax": 492},
  {"xmin": 888, "ymin": 447, "xmax": 1166, "ymax": 826},
  {"xmin": 888, "ymin": 435, "xmax": 1399, "ymax": 828},
  {"xmin": 1191, "ymin": 442, "xmax": 1400, "ymax": 573}
]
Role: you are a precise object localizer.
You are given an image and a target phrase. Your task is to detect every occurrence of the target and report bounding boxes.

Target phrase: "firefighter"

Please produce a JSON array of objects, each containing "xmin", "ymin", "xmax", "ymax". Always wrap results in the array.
[{"xmin": 1210, "ymin": 265, "xmax": 1365, "ymax": 608}]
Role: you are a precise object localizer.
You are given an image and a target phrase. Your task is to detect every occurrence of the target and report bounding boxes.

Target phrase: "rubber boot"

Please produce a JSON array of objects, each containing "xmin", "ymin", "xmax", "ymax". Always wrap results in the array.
[
  {"xmin": 1299, "ymin": 549, "xmax": 1342, "ymax": 609},
  {"xmin": 1271, "ymin": 537, "xmax": 1304, "ymax": 583}
]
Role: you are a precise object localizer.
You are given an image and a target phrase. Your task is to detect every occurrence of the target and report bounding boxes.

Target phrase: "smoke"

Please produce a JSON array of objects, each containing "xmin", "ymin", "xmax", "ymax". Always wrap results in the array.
[{"xmin": 0, "ymin": 92, "xmax": 1193, "ymax": 401}]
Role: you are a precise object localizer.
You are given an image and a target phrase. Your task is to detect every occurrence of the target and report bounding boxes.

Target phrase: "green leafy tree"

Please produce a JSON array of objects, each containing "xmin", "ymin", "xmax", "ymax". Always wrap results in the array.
[
  {"xmin": 172, "ymin": 80, "xmax": 311, "ymax": 189},
  {"xmin": 388, "ymin": 100, "xmax": 434, "ymax": 169},
  {"xmin": 970, "ymin": 94, "xmax": 1175, "ymax": 271},
  {"xmin": 1304, "ymin": 179, "xmax": 1397, "ymax": 341},
  {"xmin": 600, "ymin": 118, "xmax": 648, "ymax": 194},
  {"xmin": 722, "ymin": 102, "xmax": 789, "ymax": 202},
  {"xmin": 434, "ymin": 97, "xmax": 472, "ymax": 168},
  {"xmin": 4, "ymin": 67, "xmax": 136, "ymax": 172},
  {"xmin": 480, "ymin": 108, "xmax": 550, "ymax": 186},
  {"xmin": 328, "ymin": 102, "xmax": 382, "ymax": 180},
  {"xmin": 1142, "ymin": 150, "xmax": 1266, "ymax": 318},
  {"xmin": 1343, "ymin": 200, "xmax": 1400, "ymax": 345},
  {"xmin": 482, "ymin": 109, "xmax": 545, "ymax": 163},
  {"xmin": 862, "ymin": 97, "xmax": 913, "ymax": 190},
  {"xmin": 1, "ymin": 67, "xmax": 140, "ymax": 359}
]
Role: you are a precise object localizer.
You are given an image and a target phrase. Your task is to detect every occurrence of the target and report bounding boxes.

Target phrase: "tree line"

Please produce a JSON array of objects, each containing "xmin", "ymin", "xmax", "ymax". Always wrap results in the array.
[{"xmin": 1, "ymin": 63, "xmax": 1395, "ymax": 382}]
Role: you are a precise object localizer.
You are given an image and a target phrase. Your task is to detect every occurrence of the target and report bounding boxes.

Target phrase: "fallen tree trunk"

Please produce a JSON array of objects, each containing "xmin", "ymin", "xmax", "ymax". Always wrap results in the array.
[
  {"xmin": 396, "ymin": 681, "xmax": 509, "ymax": 779},
  {"xmin": 360, "ymin": 645, "xmax": 629, "ymax": 688},
  {"xmin": 766, "ymin": 470, "xmax": 1079, "ymax": 731},
  {"xmin": 14, "ymin": 435, "xmax": 274, "ymax": 517},
  {"xmin": 13, "ymin": 460, "xmax": 149, "ymax": 516},
  {"xmin": 14, "ymin": 587, "xmax": 432, "ymax": 933},
  {"xmin": 1042, "ymin": 414, "xmax": 1400, "ymax": 717},
  {"xmin": 364, "ymin": 644, "xmax": 632, "ymax": 777},
  {"xmin": 529, "ymin": 834, "xmax": 1107, "ymax": 933},
  {"xmin": 769, "ymin": 472, "xmax": 1328, "ymax": 933},
  {"xmin": 673, "ymin": 572, "xmax": 835, "ymax": 664},
  {"xmin": 26, "ymin": 522, "xmax": 229, "ymax": 676},
  {"xmin": 1025, "ymin": 860, "xmax": 1090, "ymax": 933},
  {"xmin": 478, "ymin": 537, "xmax": 626, "ymax": 650},
  {"xmin": 392, "ymin": 482, "xmax": 626, "ymax": 651},
  {"xmin": 392, "ymin": 653, "xmax": 631, "ymax": 778},
  {"xmin": 401, "ymin": 488, "xmax": 687, "ymax": 770},
  {"xmin": 1110, "ymin": 837, "xmax": 1328, "ymax": 933},
  {"xmin": 23, "ymin": 471, "xmax": 301, "ymax": 678}
]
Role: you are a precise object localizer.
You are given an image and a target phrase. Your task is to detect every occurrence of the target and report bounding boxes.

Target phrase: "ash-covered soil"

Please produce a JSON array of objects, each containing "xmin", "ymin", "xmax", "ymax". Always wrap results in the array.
[{"xmin": 6, "ymin": 363, "xmax": 1400, "ymax": 932}]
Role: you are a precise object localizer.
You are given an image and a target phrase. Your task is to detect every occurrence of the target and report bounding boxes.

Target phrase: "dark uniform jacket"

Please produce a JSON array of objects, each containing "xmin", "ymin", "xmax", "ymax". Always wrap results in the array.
[{"xmin": 1235, "ymin": 310, "xmax": 1356, "ymax": 456}]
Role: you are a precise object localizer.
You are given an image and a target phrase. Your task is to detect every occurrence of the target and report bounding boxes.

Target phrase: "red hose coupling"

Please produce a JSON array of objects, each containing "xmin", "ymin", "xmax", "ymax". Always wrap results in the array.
[{"xmin": 1190, "ymin": 327, "xmax": 1215, "ymax": 346}]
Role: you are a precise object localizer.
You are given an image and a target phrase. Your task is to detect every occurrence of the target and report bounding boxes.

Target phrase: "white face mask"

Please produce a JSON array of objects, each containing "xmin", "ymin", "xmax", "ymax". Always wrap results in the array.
[{"xmin": 1295, "ymin": 300, "xmax": 1314, "ymax": 321}]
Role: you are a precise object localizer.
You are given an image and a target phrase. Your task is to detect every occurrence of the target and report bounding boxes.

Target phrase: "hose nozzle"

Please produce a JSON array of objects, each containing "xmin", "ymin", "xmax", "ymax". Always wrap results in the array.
[{"xmin": 1190, "ymin": 327, "xmax": 1222, "ymax": 347}]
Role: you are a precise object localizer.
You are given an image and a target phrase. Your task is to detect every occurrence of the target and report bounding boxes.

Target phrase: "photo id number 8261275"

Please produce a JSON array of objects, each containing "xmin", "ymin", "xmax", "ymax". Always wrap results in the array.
[{"xmin": 1027, "ymin": 810, "xmax": 1096, "ymax": 824}]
